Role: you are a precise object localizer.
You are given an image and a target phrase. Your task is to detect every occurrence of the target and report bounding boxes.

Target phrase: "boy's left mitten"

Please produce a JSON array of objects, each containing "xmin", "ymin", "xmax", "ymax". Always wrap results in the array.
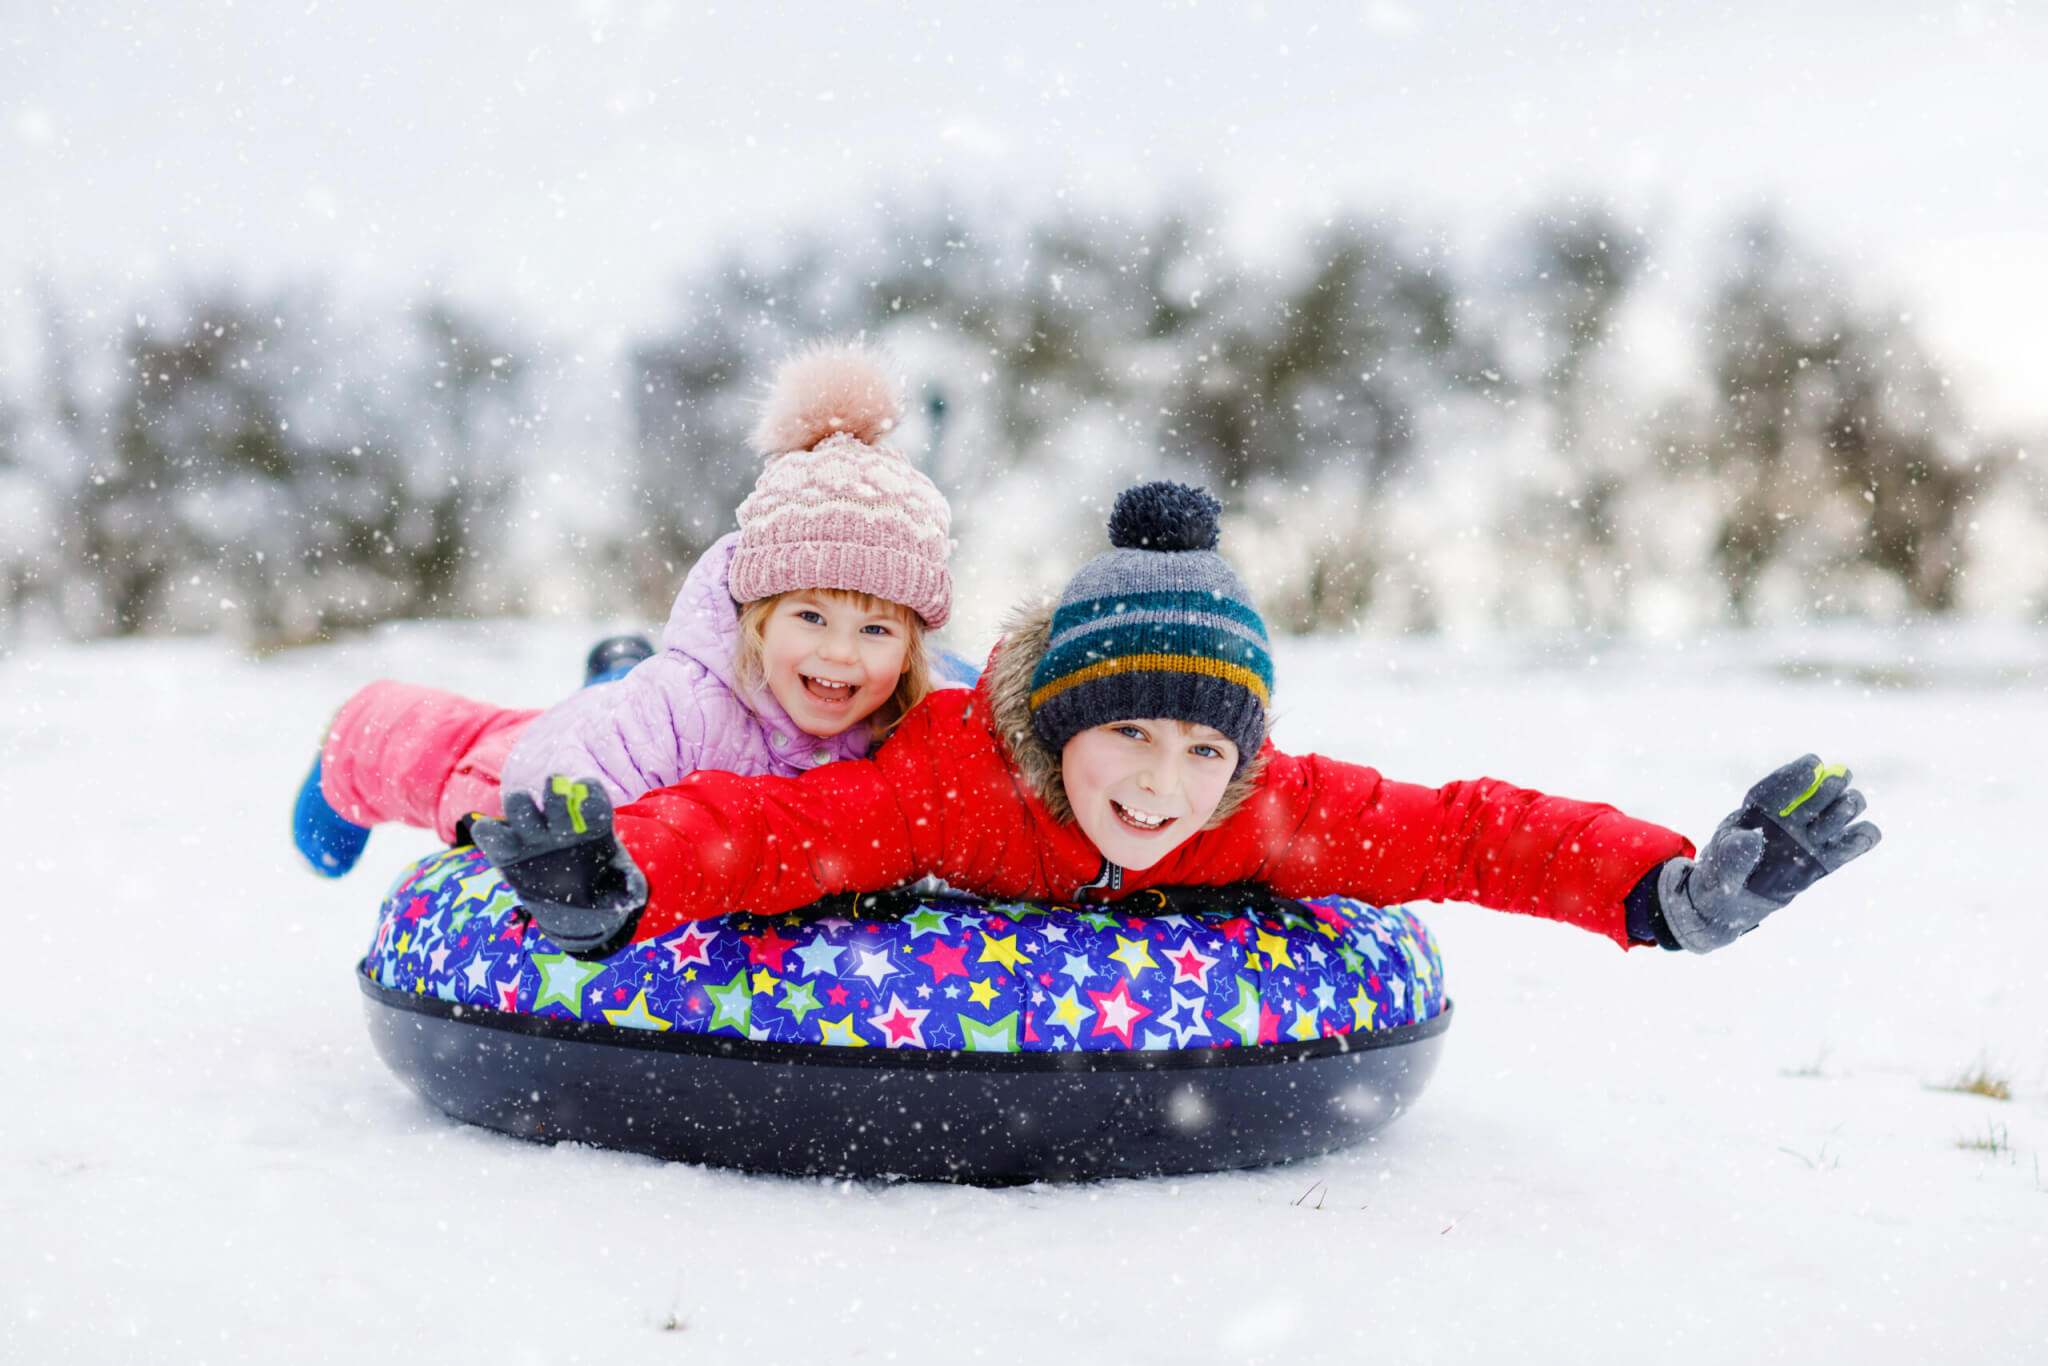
[
  {"xmin": 471, "ymin": 776, "xmax": 647, "ymax": 958},
  {"xmin": 1652, "ymin": 754, "xmax": 1881, "ymax": 954}
]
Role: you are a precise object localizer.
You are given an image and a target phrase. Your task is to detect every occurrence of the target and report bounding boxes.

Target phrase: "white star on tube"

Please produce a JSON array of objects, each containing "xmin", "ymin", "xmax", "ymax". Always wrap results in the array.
[
  {"xmin": 849, "ymin": 946, "xmax": 899, "ymax": 988},
  {"xmin": 791, "ymin": 936, "xmax": 846, "ymax": 979}
]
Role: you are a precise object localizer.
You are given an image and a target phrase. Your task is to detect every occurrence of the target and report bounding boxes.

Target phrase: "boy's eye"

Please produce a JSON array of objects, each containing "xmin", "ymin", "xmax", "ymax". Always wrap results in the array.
[
  {"xmin": 1114, "ymin": 724, "xmax": 1147, "ymax": 741},
  {"xmin": 1190, "ymin": 744, "xmax": 1222, "ymax": 759}
]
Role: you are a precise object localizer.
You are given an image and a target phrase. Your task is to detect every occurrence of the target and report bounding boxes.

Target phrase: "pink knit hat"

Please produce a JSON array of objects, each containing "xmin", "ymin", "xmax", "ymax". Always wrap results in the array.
[{"xmin": 729, "ymin": 344, "xmax": 954, "ymax": 629}]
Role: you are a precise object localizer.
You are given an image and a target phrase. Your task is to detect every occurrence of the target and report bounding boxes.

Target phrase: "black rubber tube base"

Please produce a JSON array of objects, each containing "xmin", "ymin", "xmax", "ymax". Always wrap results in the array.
[{"xmin": 360, "ymin": 966, "xmax": 1449, "ymax": 1183}]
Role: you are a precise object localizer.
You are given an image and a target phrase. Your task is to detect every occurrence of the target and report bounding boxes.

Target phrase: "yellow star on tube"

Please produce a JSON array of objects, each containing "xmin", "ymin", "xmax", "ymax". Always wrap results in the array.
[
  {"xmin": 454, "ymin": 867, "xmax": 503, "ymax": 908},
  {"xmin": 1348, "ymin": 989, "xmax": 1377, "ymax": 1031},
  {"xmin": 1046, "ymin": 987, "xmax": 1094, "ymax": 1033},
  {"xmin": 1108, "ymin": 935, "xmax": 1158, "ymax": 978},
  {"xmin": 1254, "ymin": 927, "xmax": 1295, "ymax": 969},
  {"xmin": 816, "ymin": 1014, "xmax": 867, "ymax": 1047},
  {"xmin": 603, "ymin": 989, "xmax": 671, "ymax": 1032},
  {"xmin": 977, "ymin": 934, "xmax": 1031, "ymax": 974}
]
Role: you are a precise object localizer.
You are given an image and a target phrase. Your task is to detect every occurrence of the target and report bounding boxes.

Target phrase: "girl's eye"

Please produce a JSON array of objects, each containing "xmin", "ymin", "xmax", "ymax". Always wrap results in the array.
[
  {"xmin": 797, "ymin": 610, "xmax": 825, "ymax": 625},
  {"xmin": 861, "ymin": 622, "xmax": 895, "ymax": 637}
]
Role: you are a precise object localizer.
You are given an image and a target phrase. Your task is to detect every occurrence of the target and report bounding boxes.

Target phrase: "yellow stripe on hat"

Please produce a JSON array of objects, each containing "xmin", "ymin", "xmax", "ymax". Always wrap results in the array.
[{"xmin": 1029, "ymin": 653, "xmax": 1272, "ymax": 711}]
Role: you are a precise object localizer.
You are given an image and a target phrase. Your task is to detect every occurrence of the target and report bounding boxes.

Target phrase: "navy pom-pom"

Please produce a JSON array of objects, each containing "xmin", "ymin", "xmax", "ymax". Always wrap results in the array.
[{"xmin": 1106, "ymin": 481, "xmax": 1222, "ymax": 552}]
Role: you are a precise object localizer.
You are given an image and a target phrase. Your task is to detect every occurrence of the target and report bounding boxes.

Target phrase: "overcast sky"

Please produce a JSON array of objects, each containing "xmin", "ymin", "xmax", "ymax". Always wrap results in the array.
[{"xmin": 7, "ymin": 0, "xmax": 2044, "ymax": 426}]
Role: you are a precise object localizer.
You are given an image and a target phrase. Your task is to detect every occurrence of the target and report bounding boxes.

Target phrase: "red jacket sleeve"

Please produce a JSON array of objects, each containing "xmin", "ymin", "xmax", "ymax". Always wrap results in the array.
[
  {"xmin": 1185, "ymin": 751, "xmax": 1694, "ymax": 948},
  {"xmin": 611, "ymin": 735, "xmax": 937, "ymax": 939},
  {"xmin": 607, "ymin": 694, "xmax": 1024, "ymax": 939}
]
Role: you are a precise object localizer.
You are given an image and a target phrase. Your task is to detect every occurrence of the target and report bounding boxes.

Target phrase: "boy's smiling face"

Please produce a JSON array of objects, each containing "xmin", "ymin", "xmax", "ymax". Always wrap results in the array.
[{"xmin": 1059, "ymin": 718, "xmax": 1240, "ymax": 870}]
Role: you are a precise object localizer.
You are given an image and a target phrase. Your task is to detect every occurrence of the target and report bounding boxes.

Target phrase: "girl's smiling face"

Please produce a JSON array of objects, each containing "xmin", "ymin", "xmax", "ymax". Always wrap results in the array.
[
  {"xmin": 758, "ymin": 590, "xmax": 913, "ymax": 737},
  {"xmin": 1059, "ymin": 718, "xmax": 1240, "ymax": 870}
]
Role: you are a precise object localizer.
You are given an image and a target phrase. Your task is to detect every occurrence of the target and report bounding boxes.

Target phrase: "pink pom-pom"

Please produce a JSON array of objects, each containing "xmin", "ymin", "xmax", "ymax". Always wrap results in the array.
[{"xmin": 748, "ymin": 343, "xmax": 904, "ymax": 459}]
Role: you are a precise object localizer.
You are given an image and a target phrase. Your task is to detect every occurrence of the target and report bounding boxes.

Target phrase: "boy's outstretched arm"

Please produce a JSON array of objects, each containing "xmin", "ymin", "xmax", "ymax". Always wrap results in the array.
[
  {"xmin": 1632, "ymin": 754, "xmax": 1880, "ymax": 953},
  {"xmin": 1237, "ymin": 753, "xmax": 1695, "ymax": 945},
  {"xmin": 1238, "ymin": 750, "xmax": 1876, "ymax": 951}
]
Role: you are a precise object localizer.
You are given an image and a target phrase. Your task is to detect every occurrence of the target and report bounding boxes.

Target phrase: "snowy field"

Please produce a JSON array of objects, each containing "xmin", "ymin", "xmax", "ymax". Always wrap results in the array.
[{"xmin": 4, "ymin": 619, "xmax": 2043, "ymax": 1363}]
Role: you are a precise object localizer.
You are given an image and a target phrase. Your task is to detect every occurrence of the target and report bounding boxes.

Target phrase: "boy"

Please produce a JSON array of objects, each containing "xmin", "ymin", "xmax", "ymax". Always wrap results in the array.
[{"xmin": 475, "ymin": 483, "xmax": 1879, "ymax": 960}]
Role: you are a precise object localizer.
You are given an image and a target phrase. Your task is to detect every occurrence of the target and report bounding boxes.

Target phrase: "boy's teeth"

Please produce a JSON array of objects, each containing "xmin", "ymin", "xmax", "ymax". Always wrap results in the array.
[{"xmin": 1114, "ymin": 801, "xmax": 1170, "ymax": 830}]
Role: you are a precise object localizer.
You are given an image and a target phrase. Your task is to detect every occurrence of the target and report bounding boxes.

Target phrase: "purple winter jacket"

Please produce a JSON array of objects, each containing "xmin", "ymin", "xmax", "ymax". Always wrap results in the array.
[{"xmin": 501, "ymin": 533, "xmax": 875, "ymax": 804}]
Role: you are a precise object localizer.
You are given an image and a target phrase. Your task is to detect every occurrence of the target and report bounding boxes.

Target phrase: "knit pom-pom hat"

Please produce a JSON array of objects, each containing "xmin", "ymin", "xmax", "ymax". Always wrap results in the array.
[
  {"xmin": 1027, "ymin": 481, "xmax": 1272, "ymax": 771},
  {"xmin": 729, "ymin": 343, "xmax": 953, "ymax": 628}
]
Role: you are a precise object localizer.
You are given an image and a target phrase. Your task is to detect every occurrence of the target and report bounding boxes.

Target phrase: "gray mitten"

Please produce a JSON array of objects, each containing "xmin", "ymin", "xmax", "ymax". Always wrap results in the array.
[
  {"xmin": 1659, "ymin": 754, "xmax": 1881, "ymax": 954},
  {"xmin": 471, "ymin": 776, "xmax": 648, "ymax": 958}
]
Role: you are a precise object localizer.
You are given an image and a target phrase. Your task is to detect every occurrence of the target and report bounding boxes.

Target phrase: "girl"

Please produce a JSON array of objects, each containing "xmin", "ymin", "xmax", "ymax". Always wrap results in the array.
[
  {"xmin": 474, "ymin": 481, "xmax": 1880, "ymax": 961},
  {"xmin": 293, "ymin": 344, "xmax": 954, "ymax": 886}
]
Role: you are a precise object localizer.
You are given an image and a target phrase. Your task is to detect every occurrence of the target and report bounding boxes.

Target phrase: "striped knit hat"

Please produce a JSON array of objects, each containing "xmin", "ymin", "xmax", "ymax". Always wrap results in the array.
[
  {"xmin": 730, "ymin": 344, "xmax": 953, "ymax": 628},
  {"xmin": 1028, "ymin": 481, "xmax": 1271, "ymax": 771}
]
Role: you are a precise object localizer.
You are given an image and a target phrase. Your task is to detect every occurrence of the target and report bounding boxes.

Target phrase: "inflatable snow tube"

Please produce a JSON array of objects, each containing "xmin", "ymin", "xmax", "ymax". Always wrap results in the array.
[{"xmin": 358, "ymin": 846, "xmax": 1451, "ymax": 1182}]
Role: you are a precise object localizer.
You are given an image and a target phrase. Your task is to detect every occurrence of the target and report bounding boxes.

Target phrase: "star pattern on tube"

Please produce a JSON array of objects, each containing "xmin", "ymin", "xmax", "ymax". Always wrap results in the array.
[{"xmin": 368, "ymin": 848, "xmax": 1446, "ymax": 1054}]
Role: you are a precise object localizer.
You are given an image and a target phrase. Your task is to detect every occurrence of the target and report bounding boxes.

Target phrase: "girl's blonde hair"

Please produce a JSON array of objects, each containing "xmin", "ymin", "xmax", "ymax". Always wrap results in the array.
[{"xmin": 733, "ymin": 589, "xmax": 933, "ymax": 739}]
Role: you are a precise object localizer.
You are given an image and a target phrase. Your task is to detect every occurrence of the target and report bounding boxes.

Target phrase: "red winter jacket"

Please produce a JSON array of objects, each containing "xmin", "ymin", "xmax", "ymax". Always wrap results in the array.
[{"xmin": 612, "ymin": 614, "xmax": 1691, "ymax": 949}]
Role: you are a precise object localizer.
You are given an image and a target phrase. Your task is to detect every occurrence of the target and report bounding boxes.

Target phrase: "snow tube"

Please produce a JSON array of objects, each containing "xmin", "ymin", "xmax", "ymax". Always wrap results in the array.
[{"xmin": 358, "ymin": 846, "xmax": 1451, "ymax": 1182}]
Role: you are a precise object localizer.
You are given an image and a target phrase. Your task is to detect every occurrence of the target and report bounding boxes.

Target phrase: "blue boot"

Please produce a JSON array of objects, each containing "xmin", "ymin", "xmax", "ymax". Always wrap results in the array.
[
  {"xmin": 294, "ymin": 753, "xmax": 371, "ymax": 877},
  {"xmin": 584, "ymin": 634, "xmax": 654, "ymax": 687}
]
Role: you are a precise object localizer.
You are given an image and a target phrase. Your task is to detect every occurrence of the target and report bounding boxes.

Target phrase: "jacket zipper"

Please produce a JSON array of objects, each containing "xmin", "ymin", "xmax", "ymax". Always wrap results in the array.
[{"xmin": 1075, "ymin": 858, "xmax": 1125, "ymax": 902}]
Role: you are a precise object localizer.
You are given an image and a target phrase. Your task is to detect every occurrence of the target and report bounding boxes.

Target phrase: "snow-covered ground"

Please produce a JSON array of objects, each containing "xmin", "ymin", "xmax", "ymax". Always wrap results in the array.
[{"xmin": 4, "ymin": 620, "xmax": 2043, "ymax": 1363}]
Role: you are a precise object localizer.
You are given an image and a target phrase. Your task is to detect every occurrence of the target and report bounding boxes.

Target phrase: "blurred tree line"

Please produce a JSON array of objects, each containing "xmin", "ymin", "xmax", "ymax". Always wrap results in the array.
[{"xmin": 0, "ymin": 199, "xmax": 2035, "ymax": 647}]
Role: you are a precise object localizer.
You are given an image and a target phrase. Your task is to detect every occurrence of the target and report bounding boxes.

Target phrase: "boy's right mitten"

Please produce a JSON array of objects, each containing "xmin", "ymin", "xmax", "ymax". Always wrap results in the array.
[
  {"xmin": 471, "ymin": 776, "xmax": 647, "ymax": 958},
  {"xmin": 1653, "ymin": 754, "xmax": 1881, "ymax": 953}
]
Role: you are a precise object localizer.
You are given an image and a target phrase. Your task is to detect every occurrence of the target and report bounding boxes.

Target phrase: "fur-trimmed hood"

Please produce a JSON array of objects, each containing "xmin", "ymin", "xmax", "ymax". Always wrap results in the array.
[{"xmin": 982, "ymin": 599, "xmax": 1267, "ymax": 829}]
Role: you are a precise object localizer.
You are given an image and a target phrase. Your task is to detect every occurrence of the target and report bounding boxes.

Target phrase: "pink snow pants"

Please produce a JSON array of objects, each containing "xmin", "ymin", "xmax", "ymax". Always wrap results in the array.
[{"xmin": 319, "ymin": 681, "xmax": 541, "ymax": 844}]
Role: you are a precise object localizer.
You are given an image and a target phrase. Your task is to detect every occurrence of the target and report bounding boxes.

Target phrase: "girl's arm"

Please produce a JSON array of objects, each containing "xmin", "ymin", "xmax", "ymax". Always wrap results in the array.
[
  {"xmin": 502, "ymin": 653, "xmax": 742, "ymax": 806},
  {"xmin": 1226, "ymin": 752, "xmax": 1694, "ymax": 947}
]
